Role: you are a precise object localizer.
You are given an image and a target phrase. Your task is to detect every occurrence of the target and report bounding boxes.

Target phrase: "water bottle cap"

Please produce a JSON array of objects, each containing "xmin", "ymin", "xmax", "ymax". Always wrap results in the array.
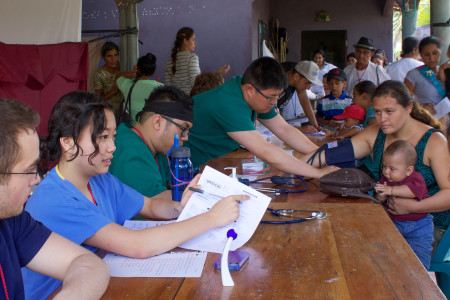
[{"xmin": 171, "ymin": 146, "xmax": 191, "ymax": 158}]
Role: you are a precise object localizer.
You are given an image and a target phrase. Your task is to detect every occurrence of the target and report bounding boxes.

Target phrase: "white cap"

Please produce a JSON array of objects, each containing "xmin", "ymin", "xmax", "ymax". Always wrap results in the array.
[{"xmin": 295, "ymin": 61, "xmax": 323, "ymax": 86}]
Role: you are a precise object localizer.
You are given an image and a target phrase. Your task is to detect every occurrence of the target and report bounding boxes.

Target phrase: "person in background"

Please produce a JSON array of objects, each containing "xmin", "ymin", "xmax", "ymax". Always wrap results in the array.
[
  {"xmin": 387, "ymin": 37, "xmax": 423, "ymax": 82},
  {"xmin": 352, "ymin": 80, "xmax": 377, "ymax": 128},
  {"xmin": 190, "ymin": 71, "xmax": 224, "ymax": 97},
  {"xmin": 404, "ymin": 36, "xmax": 446, "ymax": 125},
  {"xmin": 343, "ymin": 37, "xmax": 390, "ymax": 96},
  {"xmin": 330, "ymin": 104, "xmax": 365, "ymax": 140},
  {"xmin": 371, "ymin": 53, "xmax": 384, "ymax": 67},
  {"xmin": 184, "ymin": 57, "xmax": 338, "ymax": 178},
  {"xmin": 310, "ymin": 49, "xmax": 337, "ymax": 97},
  {"xmin": 347, "ymin": 52, "xmax": 357, "ymax": 65},
  {"xmin": 94, "ymin": 41, "xmax": 122, "ymax": 112},
  {"xmin": 116, "ymin": 53, "xmax": 164, "ymax": 125},
  {"xmin": 277, "ymin": 61, "xmax": 317, "ymax": 134},
  {"xmin": 22, "ymin": 91, "xmax": 248, "ymax": 299},
  {"xmin": 110, "ymin": 86, "xmax": 193, "ymax": 199},
  {"xmin": 438, "ymin": 44, "xmax": 450, "ymax": 99},
  {"xmin": 164, "ymin": 27, "xmax": 229, "ymax": 95},
  {"xmin": 0, "ymin": 98, "xmax": 109, "ymax": 300},
  {"xmin": 374, "ymin": 48, "xmax": 389, "ymax": 69},
  {"xmin": 316, "ymin": 68, "xmax": 352, "ymax": 131},
  {"xmin": 374, "ymin": 140, "xmax": 433, "ymax": 269}
]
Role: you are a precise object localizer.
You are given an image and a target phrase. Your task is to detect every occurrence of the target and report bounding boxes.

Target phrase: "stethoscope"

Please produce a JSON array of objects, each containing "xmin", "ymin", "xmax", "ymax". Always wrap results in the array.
[
  {"xmin": 250, "ymin": 175, "xmax": 309, "ymax": 194},
  {"xmin": 261, "ymin": 208, "xmax": 327, "ymax": 224}
]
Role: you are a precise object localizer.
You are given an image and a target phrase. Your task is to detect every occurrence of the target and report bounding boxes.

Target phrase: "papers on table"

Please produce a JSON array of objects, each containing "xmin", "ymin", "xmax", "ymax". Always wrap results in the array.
[
  {"xmin": 103, "ymin": 220, "xmax": 206, "ymax": 277},
  {"xmin": 176, "ymin": 166, "xmax": 271, "ymax": 253}
]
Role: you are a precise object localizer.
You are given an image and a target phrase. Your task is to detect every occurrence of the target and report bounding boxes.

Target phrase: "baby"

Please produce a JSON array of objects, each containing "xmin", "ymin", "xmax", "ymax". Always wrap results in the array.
[
  {"xmin": 326, "ymin": 104, "xmax": 365, "ymax": 140},
  {"xmin": 374, "ymin": 140, "xmax": 433, "ymax": 269}
]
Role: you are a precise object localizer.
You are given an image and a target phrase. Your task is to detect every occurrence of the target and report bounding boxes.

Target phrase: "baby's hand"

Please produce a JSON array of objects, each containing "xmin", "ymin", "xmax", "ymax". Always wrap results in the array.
[{"xmin": 374, "ymin": 182, "xmax": 391, "ymax": 197}]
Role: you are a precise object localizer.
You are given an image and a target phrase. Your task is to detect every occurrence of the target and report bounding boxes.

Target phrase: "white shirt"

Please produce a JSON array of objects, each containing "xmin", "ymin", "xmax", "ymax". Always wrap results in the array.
[
  {"xmin": 387, "ymin": 57, "xmax": 423, "ymax": 82},
  {"xmin": 310, "ymin": 62, "xmax": 336, "ymax": 96},
  {"xmin": 343, "ymin": 61, "xmax": 390, "ymax": 96},
  {"xmin": 281, "ymin": 91, "xmax": 305, "ymax": 120}
]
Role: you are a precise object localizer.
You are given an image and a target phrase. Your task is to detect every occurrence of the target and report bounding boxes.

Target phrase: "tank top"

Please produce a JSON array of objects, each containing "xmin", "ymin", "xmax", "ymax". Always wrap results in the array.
[{"xmin": 367, "ymin": 128, "xmax": 449, "ymax": 228}]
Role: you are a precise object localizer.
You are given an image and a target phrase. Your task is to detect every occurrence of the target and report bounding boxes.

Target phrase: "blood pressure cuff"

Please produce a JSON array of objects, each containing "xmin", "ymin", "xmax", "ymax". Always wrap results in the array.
[{"xmin": 308, "ymin": 138, "xmax": 356, "ymax": 168}]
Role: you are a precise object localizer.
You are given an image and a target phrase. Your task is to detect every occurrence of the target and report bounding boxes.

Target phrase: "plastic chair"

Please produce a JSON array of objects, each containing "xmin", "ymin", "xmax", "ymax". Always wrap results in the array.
[{"xmin": 429, "ymin": 229, "xmax": 450, "ymax": 298}]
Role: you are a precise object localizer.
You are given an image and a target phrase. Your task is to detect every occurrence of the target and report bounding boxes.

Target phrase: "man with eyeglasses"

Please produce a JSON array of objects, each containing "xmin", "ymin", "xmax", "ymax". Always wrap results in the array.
[
  {"xmin": 0, "ymin": 98, "xmax": 110, "ymax": 299},
  {"xmin": 110, "ymin": 86, "xmax": 194, "ymax": 199},
  {"xmin": 184, "ymin": 57, "xmax": 338, "ymax": 179},
  {"xmin": 343, "ymin": 36, "xmax": 390, "ymax": 96}
]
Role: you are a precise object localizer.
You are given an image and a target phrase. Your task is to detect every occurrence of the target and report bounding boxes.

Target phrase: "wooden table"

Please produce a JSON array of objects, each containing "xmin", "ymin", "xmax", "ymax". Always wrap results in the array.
[{"xmin": 100, "ymin": 142, "xmax": 445, "ymax": 299}]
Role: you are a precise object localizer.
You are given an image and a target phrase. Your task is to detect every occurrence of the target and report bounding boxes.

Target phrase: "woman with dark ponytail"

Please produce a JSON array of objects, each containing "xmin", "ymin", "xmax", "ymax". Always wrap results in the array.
[
  {"xmin": 304, "ymin": 80, "xmax": 450, "ymax": 240},
  {"xmin": 117, "ymin": 52, "xmax": 164, "ymax": 125},
  {"xmin": 23, "ymin": 91, "xmax": 247, "ymax": 299},
  {"xmin": 164, "ymin": 27, "xmax": 230, "ymax": 95}
]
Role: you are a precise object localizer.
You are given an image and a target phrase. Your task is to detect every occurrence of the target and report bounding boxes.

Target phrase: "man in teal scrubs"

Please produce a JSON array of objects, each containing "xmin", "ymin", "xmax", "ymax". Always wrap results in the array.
[
  {"xmin": 185, "ymin": 57, "xmax": 337, "ymax": 178},
  {"xmin": 110, "ymin": 86, "xmax": 193, "ymax": 199}
]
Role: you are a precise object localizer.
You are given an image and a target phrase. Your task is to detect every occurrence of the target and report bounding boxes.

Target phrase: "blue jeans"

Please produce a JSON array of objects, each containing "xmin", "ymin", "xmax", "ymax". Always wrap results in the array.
[{"xmin": 393, "ymin": 214, "xmax": 434, "ymax": 269}]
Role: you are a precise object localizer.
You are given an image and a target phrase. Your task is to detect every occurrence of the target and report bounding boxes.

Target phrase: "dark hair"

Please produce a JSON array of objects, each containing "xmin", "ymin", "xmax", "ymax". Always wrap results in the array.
[
  {"xmin": 137, "ymin": 53, "xmax": 157, "ymax": 76},
  {"xmin": 241, "ymin": 57, "xmax": 288, "ymax": 91},
  {"xmin": 40, "ymin": 91, "xmax": 113, "ymax": 175},
  {"xmin": 372, "ymin": 80, "xmax": 443, "ymax": 131},
  {"xmin": 374, "ymin": 49, "xmax": 388, "ymax": 67},
  {"xmin": 313, "ymin": 49, "xmax": 325, "ymax": 58},
  {"xmin": 280, "ymin": 61, "xmax": 297, "ymax": 73},
  {"xmin": 347, "ymin": 52, "xmax": 356, "ymax": 60},
  {"xmin": 419, "ymin": 36, "xmax": 441, "ymax": 53},
  {"xmin": 190, "ymin": 72, "xmax": 224, "ymax": 97},
  {"xmin": 402, "ymin": 37, "xmax": 419, "ymax": 56},
  {"xmin": 354, "ymin": 80, "xmax": 376, "ymax": 98},
  {"xmin": 384, "ymin": 140, "xmax": 417, "ymax": 167},
  {"xmin": 101, "ymin": 41, "xmax": 119, "ymax": 58},
  {"xmin": 139, "ymin": 86, "xmax": 194, "ymax": 123},
  {"xmin": 170, "ymin": 27, "xmax": 194, "ymax": 75},
  {"xmin": 0, "ymin": 98, "xmax": 40, "ymax": 184}
]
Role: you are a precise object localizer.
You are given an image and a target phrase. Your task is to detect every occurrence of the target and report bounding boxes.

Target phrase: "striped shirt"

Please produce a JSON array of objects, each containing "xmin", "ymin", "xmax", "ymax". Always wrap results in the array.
[
  {"xmin": 164, "ymin": 51, "xmax": 201, "ymax": 95},
  {"xmin": 316, "ymin": 92, "xmax": 352, "ymax": 120}
]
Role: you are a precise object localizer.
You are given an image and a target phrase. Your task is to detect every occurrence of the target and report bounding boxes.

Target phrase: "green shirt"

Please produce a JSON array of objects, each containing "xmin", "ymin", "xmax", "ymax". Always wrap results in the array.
[
  {"xmin": 185, "ymin": 76, "xmax": 278, "ymax": 167},
  {"xmin": 117, "ymin": 77, "xmax": 164, "ymax": 125},
  {"xmin": 109, "ymin": 123, "xmax": 170, "ymax": 198}
]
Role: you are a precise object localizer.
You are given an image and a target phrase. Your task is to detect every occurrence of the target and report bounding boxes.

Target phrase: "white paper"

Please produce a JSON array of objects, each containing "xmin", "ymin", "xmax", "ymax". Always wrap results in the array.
[
  {"xmin": 176, "ymin": 166, "xmax": 271, "ymax": 253},
  {"xmin": 103, "ymin": 251, "xmax": 207, "ymax": 277},
  {"xmin": 434, "ymin": 97, "xmax": 450, "ymax": 120},
  {"xmin": 102, "ymin": 220, "xmax": 206, "ymax": 277}
]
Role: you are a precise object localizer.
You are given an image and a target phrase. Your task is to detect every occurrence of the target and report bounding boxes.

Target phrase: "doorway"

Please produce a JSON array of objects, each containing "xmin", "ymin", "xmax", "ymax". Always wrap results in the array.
[{"xmin": 301, "ymin": 30, "xmax": 347, "ymax": 69}]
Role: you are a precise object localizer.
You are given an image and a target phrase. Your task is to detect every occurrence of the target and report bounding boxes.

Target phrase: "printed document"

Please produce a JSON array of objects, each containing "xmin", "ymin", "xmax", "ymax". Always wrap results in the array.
[
  {"xmin": 177, "ymin": 166, "xmax": 271, "ymax": 253},
  {"xmin": 103, "ymin": 220, "xmax": 206, "ymax": 277}
]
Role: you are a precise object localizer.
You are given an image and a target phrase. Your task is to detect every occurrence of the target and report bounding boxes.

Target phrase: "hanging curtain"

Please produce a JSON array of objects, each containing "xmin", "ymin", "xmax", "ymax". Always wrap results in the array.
[{"xmin": 0, "ymin": 42, "xmax": 89, "ymax": 135}]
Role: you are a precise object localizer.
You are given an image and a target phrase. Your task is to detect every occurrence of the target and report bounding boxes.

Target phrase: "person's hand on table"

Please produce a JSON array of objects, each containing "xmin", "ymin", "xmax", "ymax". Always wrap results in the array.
[
  {"xmin": 318, "ymin": 165, "xmax": 340, "ymax": 177},
  {"xmin": 256, "ymin": 165, "xmax": 286, "ymax": 180},
  {"xmin": 178, "ymin": 174, "xmax": 201, "ymax": 210},
  {"xmin": 299, "ymin": 125, "xmax": 318, "ymax": 134}
]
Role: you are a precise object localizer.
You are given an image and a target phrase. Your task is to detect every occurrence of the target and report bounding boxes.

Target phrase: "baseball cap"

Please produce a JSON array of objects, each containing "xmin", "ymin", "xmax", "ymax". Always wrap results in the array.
[
  {"xmin": 326, "ymin": 68, "xmax": 347, "ymax": 82},
  {"xmin": 295, "ymin": 61, "xmax": 322, "ymax": 86},
  {"xmin": 333, "ymin": 105, "xmax": 365, "ymax": 121}
]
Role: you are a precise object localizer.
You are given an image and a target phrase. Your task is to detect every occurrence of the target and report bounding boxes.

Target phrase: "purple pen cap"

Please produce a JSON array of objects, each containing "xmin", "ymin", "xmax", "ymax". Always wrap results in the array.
[{"xmin": 227, "ymin": 229, "xmax": 238, "ymax": 240}]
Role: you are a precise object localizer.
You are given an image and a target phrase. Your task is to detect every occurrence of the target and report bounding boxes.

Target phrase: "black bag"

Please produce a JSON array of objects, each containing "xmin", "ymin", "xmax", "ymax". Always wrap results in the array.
[
  {"xmin": 318, "ymin": 168, "xmax": 378, "ymax": 203},
  {"xmin": 115, "ymin": 78, "xmax": 139, "ymax": 126}
]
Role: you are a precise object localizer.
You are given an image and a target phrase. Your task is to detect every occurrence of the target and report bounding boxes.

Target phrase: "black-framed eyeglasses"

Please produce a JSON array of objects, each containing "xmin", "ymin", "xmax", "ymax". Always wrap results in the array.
[
  {"xmin": 252, "ymin": 85, "xmax": 285, "ymax": 103},
  {"xmin": 0, "ymin": 167, "xmax": 40, "ymax": 181},
  {"xmin": 161, "ymin": 116, "xmax": 190, "ymax": 137}
]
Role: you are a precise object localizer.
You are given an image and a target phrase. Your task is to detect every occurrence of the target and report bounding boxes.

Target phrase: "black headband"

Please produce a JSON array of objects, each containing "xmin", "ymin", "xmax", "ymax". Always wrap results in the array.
[{"xmin": 136, "ymin": 101, "xmax": 193, "ymax": 123}]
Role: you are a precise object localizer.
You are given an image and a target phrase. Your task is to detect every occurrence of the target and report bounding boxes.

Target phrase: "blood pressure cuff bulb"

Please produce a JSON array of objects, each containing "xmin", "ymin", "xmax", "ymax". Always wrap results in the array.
[{"xmin": 307, "ymin": 138, "xmax": 356, "ymax": 168}]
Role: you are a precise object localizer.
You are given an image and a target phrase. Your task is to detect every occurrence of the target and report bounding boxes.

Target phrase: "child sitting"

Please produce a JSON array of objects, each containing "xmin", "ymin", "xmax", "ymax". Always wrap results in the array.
[
  {"xmin": 352, "ymin": 80, "xmax": 377, "ymax": 128},
  {"xmin": 374, "ymin": 140, "xmax": 433, "ymax": 269},
  {"xmin": 330, "ymin": 104, "xmax": 365, "ymax": 139},
  {"xmin": 316, "ymin": 68, "xmax": 352, "ymax": 131}
]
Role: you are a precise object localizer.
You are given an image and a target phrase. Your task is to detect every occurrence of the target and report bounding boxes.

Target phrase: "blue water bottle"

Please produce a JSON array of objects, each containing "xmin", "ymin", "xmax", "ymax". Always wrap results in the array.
[{"xmin": 170, "ymin": 146, "xmax": 193, "ymax": 202}]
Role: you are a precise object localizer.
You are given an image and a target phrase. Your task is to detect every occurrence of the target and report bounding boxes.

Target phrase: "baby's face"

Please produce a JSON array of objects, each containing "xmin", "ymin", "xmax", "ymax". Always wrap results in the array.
[
  {"xmin": 343, "ymin": 117, "xmax": 360, "ymax": 129},
  {"xmin": 382, "ymin": 153, "xmax": 411, "ymax": 183}
]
